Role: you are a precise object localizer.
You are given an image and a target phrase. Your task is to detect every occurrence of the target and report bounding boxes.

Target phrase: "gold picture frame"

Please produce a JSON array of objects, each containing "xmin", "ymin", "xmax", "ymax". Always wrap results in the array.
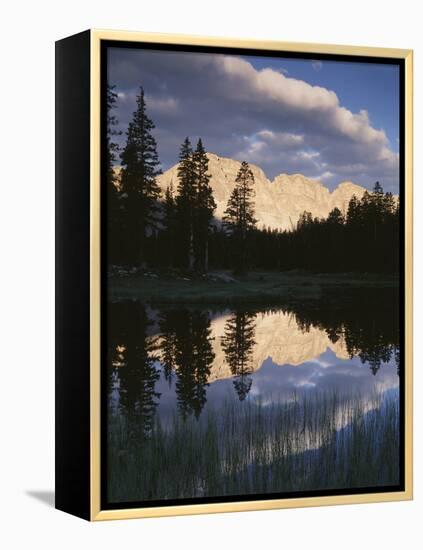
[{"xmin": 55, "ymin": 29, "xmax": 413, "ymax": 521}]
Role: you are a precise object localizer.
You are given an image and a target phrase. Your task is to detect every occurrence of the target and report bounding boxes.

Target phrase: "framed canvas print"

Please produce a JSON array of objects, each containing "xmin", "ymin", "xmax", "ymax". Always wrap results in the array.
[{"xmin": 55, "ymin": 29, "xmax": 413, "ymax": 521}]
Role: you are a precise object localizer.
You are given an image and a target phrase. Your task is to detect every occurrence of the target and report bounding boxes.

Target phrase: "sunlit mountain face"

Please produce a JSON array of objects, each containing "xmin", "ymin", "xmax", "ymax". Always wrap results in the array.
[
  {"xmin": 155, "ymin": 153, "xmax": 375, "ymax": 232},
  {"xmin": 114, "ymin": 153, "xmax": 397, "ymax": 232}
]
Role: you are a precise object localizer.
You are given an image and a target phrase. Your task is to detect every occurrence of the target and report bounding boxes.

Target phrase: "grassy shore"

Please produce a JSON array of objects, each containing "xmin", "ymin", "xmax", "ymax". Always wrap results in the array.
[
  {"xmin": 107, "ymin": 269, "xmax": 399, "ymax": 305},
  {"xmin": 108, "ymin": 392, "xmax": 400, "ymax": 503}
]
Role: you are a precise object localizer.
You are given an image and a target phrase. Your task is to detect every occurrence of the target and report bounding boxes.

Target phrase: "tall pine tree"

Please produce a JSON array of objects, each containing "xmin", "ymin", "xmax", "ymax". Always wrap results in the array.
[
  {"xmin": 221, "ymin": 310, "xmax": 256, "ymax": 401},
  {"xmin": 176, "ymin": 138, "xmax": 197, "ymax": 270},
  {"xmin": 223, "ymin": 161, "xmax": 257, "ymax": 274},
  {"xmin": 106, "ymin": 85, "xmax": 122, "ymax": 264},
  {"xmin": 193, "ymin": 139, "xmax": 216, "ymax": 272},
  {"xmin": 120, "ymin": 87, "xmax": 161, "ymax": 267},
  {"xmin": 106, "ymin": 85, "xmax": 121, "ymax": 187},
  {"xmin": 163, "ymin": 183, "xmax": 177, "ymax": 267}
]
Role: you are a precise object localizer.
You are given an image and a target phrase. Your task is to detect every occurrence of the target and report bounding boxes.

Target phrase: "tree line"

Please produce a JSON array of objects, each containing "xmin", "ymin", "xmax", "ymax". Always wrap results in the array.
[
  {"xmin": 286, "ymin": 285, "xmax": 400, "ymax": 376},
  {"xmin": 107, "ymin": 85, "xmax": 399, "ymax": 275},
  {"xmin": 107, "ymin": 86, "xmax": 217, "ymax": 272}
]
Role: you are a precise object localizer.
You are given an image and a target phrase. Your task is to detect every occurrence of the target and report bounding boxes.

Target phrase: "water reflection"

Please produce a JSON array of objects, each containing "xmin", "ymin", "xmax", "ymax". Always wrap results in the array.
[
  {"xmin": 159, "ymin": 309, "xmax": 215, "ymax": 419},
  {"xmin": 107, "ymin": 295, "xmax": 400, "ymax": 427},
  {"xmin": 106, "ymin": 292, "xmax": 400, "ymax": 502},
  {"xmin": 290, "ymin": 287, "xmax": 400, "ymax": 377},
  {"xmin": 221, "ymin": 311, "xmax": 256, "ymax": 401},
  {"xmin": 108, "ymin": 304, "xmax": 160, "ymax": 439}
]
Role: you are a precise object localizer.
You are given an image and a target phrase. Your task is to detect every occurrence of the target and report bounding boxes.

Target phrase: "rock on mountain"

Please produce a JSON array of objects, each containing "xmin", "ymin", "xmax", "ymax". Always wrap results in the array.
[{"xmin": 156, "ymin": 153, "xmax": 368, "ymax": 231}]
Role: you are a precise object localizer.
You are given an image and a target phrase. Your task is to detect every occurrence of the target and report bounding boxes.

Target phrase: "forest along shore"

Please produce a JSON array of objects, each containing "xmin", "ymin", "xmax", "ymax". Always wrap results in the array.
[{"xmin": 107, "ymin": 269, "xmax": 399, "ymax": 305}]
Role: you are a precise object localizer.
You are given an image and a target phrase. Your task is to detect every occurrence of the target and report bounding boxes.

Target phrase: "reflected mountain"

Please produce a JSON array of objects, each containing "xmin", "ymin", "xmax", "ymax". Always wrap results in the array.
[
  {"xmin": 107, "ymin": 288, "xmax": 399, "ymax": 425},
  {"xmin": 106, "ymin": 290, "xmax": 400, "ymax": 502}
]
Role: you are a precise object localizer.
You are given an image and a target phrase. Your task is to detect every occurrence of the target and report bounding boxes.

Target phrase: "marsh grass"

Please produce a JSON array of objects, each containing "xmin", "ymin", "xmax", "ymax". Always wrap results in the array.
[{"xmin": 108, "ymin": 391, "xmax": 400, "ymax": 503}]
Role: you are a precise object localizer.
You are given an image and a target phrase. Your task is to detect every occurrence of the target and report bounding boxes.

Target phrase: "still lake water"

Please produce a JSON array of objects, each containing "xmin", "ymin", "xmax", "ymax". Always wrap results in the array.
[{"xmin": 106, "ymin": 295, "xmax": 400, "ymax": 503}]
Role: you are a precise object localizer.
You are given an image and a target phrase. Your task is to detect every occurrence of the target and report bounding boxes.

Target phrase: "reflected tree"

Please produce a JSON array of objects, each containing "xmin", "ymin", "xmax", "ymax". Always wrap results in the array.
[
  {"xmin": 159, "ymin": 309, "xmax": 215, "ymax": 419},
  {"xmin": 108, "ymin": 302, "xmax": 161, "ymax": 439},
  {"xmin": 287, "ymin": 287, "xmax": 400, "ymax": 377},
  {"xmin": 357, "ymin": 343, "xmax": 394, "ymax": 376},
  {"xmin": 221, "ymin": 310, "xmax": 257, "ymax": 401},
  {"xmin": 158, "ymin": 309, "xmax": 180, "ymax": 387},
  {"xmin": 394, "ymin": 346, "xmax": 401, "ymax": 376}
]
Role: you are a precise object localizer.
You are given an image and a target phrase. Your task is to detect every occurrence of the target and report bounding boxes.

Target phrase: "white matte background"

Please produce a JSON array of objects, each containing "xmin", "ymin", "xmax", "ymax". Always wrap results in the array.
[{"xmin": 0, "ymin": 0, "xmax": 420, "ymax": 547}]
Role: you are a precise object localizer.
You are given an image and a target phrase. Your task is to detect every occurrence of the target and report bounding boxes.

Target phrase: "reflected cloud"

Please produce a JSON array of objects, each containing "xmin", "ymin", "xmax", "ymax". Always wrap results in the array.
[{"xmin": 107, "ymin": 299, "xmax": 400, "ymax": 501}]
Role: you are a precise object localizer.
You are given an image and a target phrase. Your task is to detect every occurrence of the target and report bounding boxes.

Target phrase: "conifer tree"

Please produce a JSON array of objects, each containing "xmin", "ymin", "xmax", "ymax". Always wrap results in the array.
[
  {"xmin": 106, "ymin": 85, "xmax": 121, "ymax": 186},
  {"xmin": 373, "ymin": 181, "xmax": 384, "ymax": 196},
  {"xmin": 120, "ymin": 87, "xmax": 161, "ymax": 267},
  {"xmin": 114, "ymin": 303, "xmax": 161, "ymax": 439},
  {"xmin": 163, "ymin": 183, "xmax": 176, "ymax": 267},
  {"xmin": 193, "ymin": 139, "xmax": 216, "ymax": 272},
  {"xmin": 221, "ymin": 311, "xmax": 256, "ymax": 401},
  {"xmin": 346, "ymin": 195, "xmax": 361, "ymax": 226},
  {"xmin": 171, "ymin": 310, "xmax": 215, "ymax": 419},
  {"xmin": 176, "ymin": 138, "xmax": 196, "ymax": 270},
  {"xmin": 106, "ymin": 85, "xmax": 122, "ymax": 264},
  {"xmin": 223, "ymin": 161, "xmax": 257, "ymax": 274},
  {"xmin": 158, "ymin": 309, "xmax": 180, "ymax": 386},
  {"xmin": 327, "ymin": 207, "xmax": 345, "ymax": 225}
]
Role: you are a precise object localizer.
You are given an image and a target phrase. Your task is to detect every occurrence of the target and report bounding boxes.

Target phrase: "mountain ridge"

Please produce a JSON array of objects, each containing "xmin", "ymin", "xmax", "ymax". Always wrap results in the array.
[{"xmin": 156, "ymin": 152, "xmax": 371, "ymax": 231}]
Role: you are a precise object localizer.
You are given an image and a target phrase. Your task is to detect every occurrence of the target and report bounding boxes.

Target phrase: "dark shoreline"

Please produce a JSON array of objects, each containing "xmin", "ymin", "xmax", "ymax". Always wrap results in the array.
[{"xmin": 107, "ymin": 269, "xmax": 399, "ymax": 305}]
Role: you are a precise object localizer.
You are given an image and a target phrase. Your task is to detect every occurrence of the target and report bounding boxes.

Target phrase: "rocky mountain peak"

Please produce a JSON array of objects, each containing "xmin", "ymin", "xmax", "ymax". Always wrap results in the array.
[{"xmin": 153, "ymin": 152, "xmax": 373, "ymax": 231}]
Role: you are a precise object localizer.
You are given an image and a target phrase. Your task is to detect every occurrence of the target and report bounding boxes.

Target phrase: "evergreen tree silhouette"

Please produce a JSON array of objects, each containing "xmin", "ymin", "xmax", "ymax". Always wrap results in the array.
[
  {"xmin": 394, "ymin": 346, "xmax": 401, "ymax": 376},
  {"xmin": 287, "ymin": 287, "xmax": 399, "ymax": 377},
  {"xmin": 327, "ymin": 207, "xmax": 345, "ymax": 225},
  {"xmin": 120, "ymin": 87, "xmax": 161, "ymax": 267},
  {"xmin": 223, "ymin": 161, "xmax": 257, "ymax": 274},
  {"xmin": 174, "ymin": 310, "xmax": 215, "ymax": 419},
  {"xmin": 221, "ymin": 310, "xmax": 257, "ymax": 401},
  {"xmin": 106, "ymin": 85, "xmax": 121, "ymax": 187},
  {"xmin": 106, "ymin": 85, "xmax": 123, "ymax": 264},
  {"xmin": 158, "ymin": 309, "xmax": 180, "ymax": 386},
  {"xmin": 158, "ymin": 309, "xmax": 215, "ymax": 419},
  {"xmin": 176, "ymin": 138, "xmax": 196, "ymax": 270},
  {"xmin": 193, "ymin": 139, "xmax": 216, "ymax": 272},
  {"xmin": 163, "ymin": 183, "xmax": 177, "ymax": 267},
  {"xmin": 110, "ymin": 303, "xmax": 161, "ymax": 439}
]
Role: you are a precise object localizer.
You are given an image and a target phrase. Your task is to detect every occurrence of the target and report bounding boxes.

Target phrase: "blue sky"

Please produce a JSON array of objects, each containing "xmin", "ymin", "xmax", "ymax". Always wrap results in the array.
[
  {"xmin": 109, "ymin": 48, "xmax": 400, "ymax": 192},
  {"xmin": 245, "ymin": 56, "xmax": 400, "ymax": 153}
]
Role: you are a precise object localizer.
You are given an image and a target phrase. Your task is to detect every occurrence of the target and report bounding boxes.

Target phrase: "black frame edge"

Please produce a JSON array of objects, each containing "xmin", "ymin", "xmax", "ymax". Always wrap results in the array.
[{"xmin": 55, "ymin": 29, "xmax": 91, "ymax": 521}]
